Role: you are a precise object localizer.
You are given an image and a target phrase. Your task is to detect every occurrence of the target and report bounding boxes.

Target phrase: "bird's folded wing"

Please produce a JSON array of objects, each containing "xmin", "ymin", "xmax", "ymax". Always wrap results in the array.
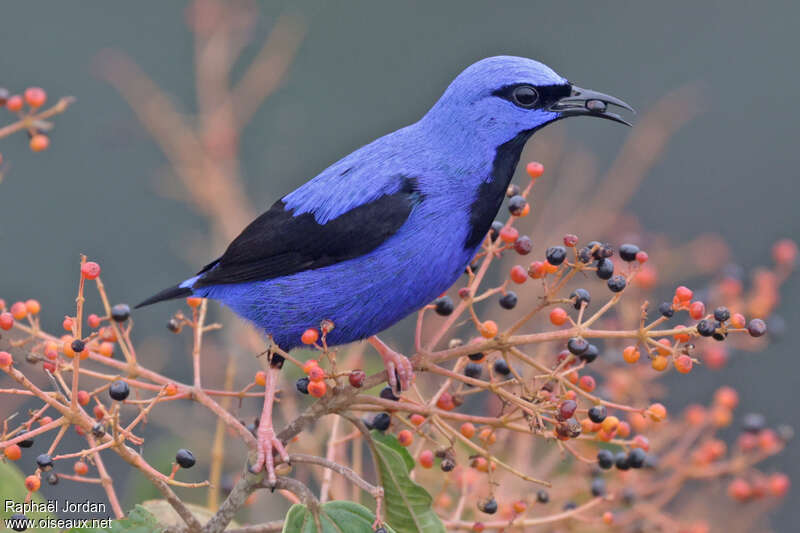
[{"xmin": 193, "ymin": 177, "xmax": 421, "ymax": 287}]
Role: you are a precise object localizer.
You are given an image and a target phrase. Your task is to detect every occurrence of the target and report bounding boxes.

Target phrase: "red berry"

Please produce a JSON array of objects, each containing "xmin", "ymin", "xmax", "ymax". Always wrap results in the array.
[
  {"xmin": 24, "ymin": 87, "xmax": 46, "ymax": 108},
  {"xmin": 674, "ymin": 355, "xmax": 693, "ymax": 374},
  {"xmin": 730, "ymin": 313, "xmax": 746, "ymax": 329},
  {"xmin": 578, "ymin": 375, "xmax": 596, "ymax": 392},
  {"xmin": 301, "ymin": 328, "xmax": 319, "ymax": 345},
  {"xmin": 81, "ymin": 261, "xmax": 101, "ymax": 280},
  {"xmin": 714, "ymin": 386, "xmax": 739, "ymax": 409},
  {"xmin": 348, "ymin": 370, "xmax": 366, "ymax": 388},
  {"xmin": 768, "ymin": 473, "xmax": 790, "ymax": 497},
  {"xmin": 499, "ymin": 226, "xmax": 518, "ymax": 243},
  {"xmin": 302, "ymin": 360, "xmax": 319, "ymax": 374},
  {"xmin": 0, "ymin": 312, "xmax": 13, "ymax": 330},
  {"xmin": 6, "ymin": 94, "xmax": 23, "ymax": 112},
  {"xmin": 76, "ymin": 390, "xmax": 90, "ymax": 406},
  {"xmin": 728, "ymin": 478, "xmax": 752, "ymax": 501},
  {"xmin": 509, "ymin": 265, "xmax": 527, "ymax": 284},
  {"xmin": 436, "ymin": 392, "xmax": 455, "ymax": 411},
  {"xmin": 164, "ymin": 382, "xmax": 178, "ymax": 396},
  {"xmin": 73, "ymin": 461, "xmax": 89, "ymax": 475},
  {"xmin": 308, "ymin": 366, "xmax": 325, "ymax": 382},
  {"xmin": 3, "ymin": 444, "xmax": 22, "ymax": 461},
  {"xmin": 186, "ymin": 297, "xmax": 202, "ymax": 308},
  {"xmin": 87, "ymin": 314, "xmax": 101, "ymax": 329},
  {"xmin": 525, "ymin": 161, "xmax": 544, "ymax": 178},
  {"xmin": 10, "ymin": 302, "xmax": 27, "ymax": 320},
  {"xmin": 689, "ymin": 301, "xmax": 706, "ymax": 320},
  {"xmin": 635, "ymin": 251, "xmax": 649, "ymax": 263},
  {"xmin": 563, "ymin": 234, "xmax": 578, "ymax": 247},
  {"xmin": 549, "ymin": 307, "xmax": 568, "ymax": 326},
  {"xmin": 25, "ymin": 299, "xmax": 40, "ymax": 315},
  {"xmin": 460, "ymin": 422, "xmax": 476, "ymax": 438},
  {"xmin": 418, "ymin": 449, "xmax": 434, "ymax": 468},
  {"xmin": 675, "ymin": 286, "xmax": 693, "ymax": 302},
  {"xmin": 527, "ymin": 261, "xmax": 545, "ymax": 279},
  {"xmin": 772, "ymin": 239, "xmax": 797, "ymax": 266},
  {"xmin": 62, "ymin": 317, "xmax": 74, "ymax": 331},
  {"xmin": 0, "ymin": 350, "xmax": 12, "ymax": 368},
  {"xmin": 410, "ymin": 414, "xmax": 425, "ymax": 426}
]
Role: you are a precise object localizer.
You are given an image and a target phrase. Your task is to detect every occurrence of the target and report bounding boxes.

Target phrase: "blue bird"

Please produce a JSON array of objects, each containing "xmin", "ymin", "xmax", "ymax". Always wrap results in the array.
[{"xmin": 137, "ymin": 55, "xmax": 632, "ymax": 483}]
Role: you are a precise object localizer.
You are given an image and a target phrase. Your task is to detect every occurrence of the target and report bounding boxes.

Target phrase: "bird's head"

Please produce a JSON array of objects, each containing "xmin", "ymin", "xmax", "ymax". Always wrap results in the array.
[{"xmin": 422, "ymin": 56, "xmax": 632, "ymax": 147}]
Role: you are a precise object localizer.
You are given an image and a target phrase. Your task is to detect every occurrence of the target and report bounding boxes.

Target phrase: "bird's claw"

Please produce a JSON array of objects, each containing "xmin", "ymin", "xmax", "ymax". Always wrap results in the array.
[
  {"xmin": 380, "ymin": 348, "xmax": 414, "ymax": 394},
  {"xmin": 250, "ymin": 425, "xmax": 289, "ymax": 487}
]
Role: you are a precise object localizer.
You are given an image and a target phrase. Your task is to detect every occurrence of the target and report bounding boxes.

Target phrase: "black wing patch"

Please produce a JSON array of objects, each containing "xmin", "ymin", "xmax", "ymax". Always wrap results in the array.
[{"xmin": 194, "ymin": 177, "xmax": 422, "ymax": 287}]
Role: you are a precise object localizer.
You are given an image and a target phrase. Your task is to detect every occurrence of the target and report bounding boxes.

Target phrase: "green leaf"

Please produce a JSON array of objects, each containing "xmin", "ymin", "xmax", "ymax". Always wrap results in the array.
[
  {"xmin": 281, "ymin": 500, "xmax": 394, "ymax": 533},
  {"xmin": 0, "ymin": 460, "xmax": 58, "ymax": 532},
  {"xmin": 370, "ymin": 431, "xmax": 445, "ymax": 533}
]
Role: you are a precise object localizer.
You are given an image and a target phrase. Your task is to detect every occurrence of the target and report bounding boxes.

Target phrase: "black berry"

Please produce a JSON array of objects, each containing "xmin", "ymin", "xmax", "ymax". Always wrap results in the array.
[
  {"xmin": 697, "ymin": 319, "xmax": 715, "ymax": 337},
  {"xmin": 110, "ymin": 303, "xmax": 131, "ymax": 322},
  {"xmin": 588, "ymin": 405, "xmax": 607, "ymax": 423},
  {"xmin": 714, "ymin": 306, "xmax": 730, "ymax": 322},
  {"xmin": 546, "ymin": 246, "xmax": 567, "ymax": 266},
  {"xmin": 18, "ymin": 438, "xmax": 34, "ymax": 448},
  {"xmin": 499, "ymin": 292, "xmax": 518, "ymax": 309},
  {"xmin": 595, "ymin": 258, "xmax": 614, "ymax": 280},
  {"xmin": 570, "ymin": 288, "xmax": 591, "ymax": 310},
  {"xmin": 295, "ymin": 377, "xmax": 310, "ymax": 394},
  {"xmin": 468, "ymin": 352, "xmax": 484, "ymax": 361},
  {"xmin": 747, "ymin": 319, "xmax": 767, "ymax": 337},
  {"xmin": 591, "ymin": 477, "xmax": 607, "ymax": 496},
  {"xmin": 109, "ymin": 380, "xmax": 130, "ymax": 401},
  {"xmin": 36, "ymin": 453, "xmax": 53, "ymax": 470},
  {"xmin": 567, "ymin": 337, "xmax": 589, "ymax": 355},
  {"xmin": 579, "ymin": 343, "xmax": 599, "ymax": 363},
  {"xmin": 506, "ymin": 184, "xmax": 520, "ymax": 197},
  {"xmin": 46, "ymin": 472, "xmax": 59, "ymax": 485},
  {"xmin": 514, "ymin": 236, "xmax": 532, "ymax": 255},
  {"xmin": 537, "ymin": 489, "xmax": 550, "ymax": 503},
  {"xmin": 658, "ymin": 302, "xmax": 674, "ymax": 318},
  {"xmin": 478, "ymin": 497, "xmax": 498, "ymax": 514},
  {"xmin": 628, "ymin": 448, "xmax": 647, "ymax": 469},
  {"xmin": 619, "ymin": 243, "xmax": 640, "ymax": 262},
  {"xmin": 597, "ymin": 449, "xmax": 614, "ymax": 469},
  {"xmin": 742, "ymin": 413, "xmax": 766, "ymax": 433},
  {"xmin": 176, "ymin": 448, "xmax": 196, "ymax": 468},
  {"xmin": 493, "ymin": 359, "xmax": 511, "ymax": 376},
  {"xmin": 489, "ymin": 221, "xmax": 504, "ymax": 241},
  {"xmin": 434, "ymin": 296, "xmax": 454, "ymax": 316},
  {"xmin": 607, "ymin": 275, "xmax": 627, "ymax": 293},
  {"xmin": 508, "ymin": 195, "xmax": 526, "ymax": 215},
  {"xmin": 615, "ymin": 451, "xmax": 630, "ymax": 470},
  {"xmin": 380, "ymin": 386, "xmax": 399, "ymax": 401},
  {"xmin": 10, "ymin": 513, "xmax": 27, "ymax": 531},
  {"xmin": 372, "ymin": 413, "xmax": 391, "ymax": 431}
]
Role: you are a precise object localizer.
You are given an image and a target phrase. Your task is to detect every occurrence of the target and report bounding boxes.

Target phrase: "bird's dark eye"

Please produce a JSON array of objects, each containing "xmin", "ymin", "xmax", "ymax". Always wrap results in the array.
[{"xmin": 512, "ymin": 86, "xmax": 538, "ymax": 108}]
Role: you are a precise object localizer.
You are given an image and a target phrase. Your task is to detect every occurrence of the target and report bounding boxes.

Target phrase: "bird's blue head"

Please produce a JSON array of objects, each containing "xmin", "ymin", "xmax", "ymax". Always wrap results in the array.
[{"xmin": 421, "ymin": 56, "xmax": 632, "ymax": 150}]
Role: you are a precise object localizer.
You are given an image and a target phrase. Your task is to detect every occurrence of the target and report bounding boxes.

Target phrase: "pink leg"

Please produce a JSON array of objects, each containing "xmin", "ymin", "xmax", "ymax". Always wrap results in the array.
[
  {"xmin": 250, "ymin": 356, "xmax": 290, "ymax": 486},
  {"xmin": 368, "ymin": 336, "xmax": 414, "ymax": 393}
]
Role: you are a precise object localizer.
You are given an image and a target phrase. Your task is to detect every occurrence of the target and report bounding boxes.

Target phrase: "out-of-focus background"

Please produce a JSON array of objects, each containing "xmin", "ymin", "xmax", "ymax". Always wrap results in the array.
[{"xmin": 1, "ymin": 0, "xmax": 797, "ymax": 529}]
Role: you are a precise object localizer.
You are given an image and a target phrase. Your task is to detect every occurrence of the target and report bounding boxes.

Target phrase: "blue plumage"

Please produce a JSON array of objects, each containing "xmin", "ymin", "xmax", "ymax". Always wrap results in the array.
[
  {"xmin": 140, "ymin": 56, "xmax": 632, "ymax": 350},
  {"xmin": 136, "ymin": 55, "xmax": 632, "ymax": 481}
]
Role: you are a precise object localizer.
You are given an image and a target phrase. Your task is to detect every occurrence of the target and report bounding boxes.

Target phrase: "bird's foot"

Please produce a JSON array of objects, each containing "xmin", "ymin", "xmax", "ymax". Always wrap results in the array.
[
  {"xmin": 369, "ymin": 336, "xmax": 414, "ymax": 393},
  {"xmin": 250, "ymin": 423, "xmax": 290, "ymax": 488}
]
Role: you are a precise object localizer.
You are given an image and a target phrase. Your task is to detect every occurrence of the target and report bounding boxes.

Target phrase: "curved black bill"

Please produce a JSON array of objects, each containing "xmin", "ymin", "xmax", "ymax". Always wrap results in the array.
[{"xmin": 549, "ymin": 85, "xmax": 634, "ymax": 126}]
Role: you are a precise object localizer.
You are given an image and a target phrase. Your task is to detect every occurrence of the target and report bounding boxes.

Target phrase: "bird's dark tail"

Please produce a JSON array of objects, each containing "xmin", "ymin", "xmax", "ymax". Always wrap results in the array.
[{"xmin": 135, "ymin": 284, "xmax": 193, "ymax": 309}]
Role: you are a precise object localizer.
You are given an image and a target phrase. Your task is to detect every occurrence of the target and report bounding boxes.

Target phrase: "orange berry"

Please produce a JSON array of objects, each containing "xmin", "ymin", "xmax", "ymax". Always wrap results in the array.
[
  {"xmin": 73, "ymin": 461, "xmax": 89, "ymax": 475},
  {"xmin": 549, "ymin": 307, "xmax": 568, "ymax": 326},
  {"xmin": 301, "ymin": 328, "xmax": 319, "ymax": 345},
  {"xmin": 25, "ymin": 475, "xmax": 41, "ymax": 492},
  {"xmin": 25, "ymin": 299, "xmax": 41, "ymax": 315},
  {"xmin": 651, "ymin": 355, "xmax": 668, "ymax": 371},
  {"xmin": 499, "ymin": 226, "xmax": 518, "ymax": 243},
  {"xmin": 0, "ymin": 312, "xmax": 13, "ymax": 330},
  {"xmin": 308, "ymin": 365, "xmax": 325, "ymax": 382},
  {"xmin": 543, "ymin": 261, "xmax": 558, "ymax": 274},
  {"xmin": 512, "ymin": 500, "xmax": 527, "ymax": 514},
  {"xmin": 518, "ymin": 203, "xmax": 530, "ymax": 217},
  {"xmin": 87, "ymin": 314, "xmax": 101, "ymax": 329},
  {"xmin": 601, "ymin": 415, "xmax": 619, "ymax": 433},
  {"xmin": 478, "ymin": 320, "xmax": 498, "ymax": 339},
  {"xmin": 602, "ymin": 511, "xmax": 614, "ymax": 525},
  {"xmin": 656, "ymin": 338, "xmax": 672, "ymax": 355},
  {"xmin": 62, "ymin": 338, "xmax": 76, "ymax": 358},
  {"xmin": 410, "ymin": 414, "xmax": 425, "ymax": 426},
  {"xmin": 460, "ymin": 422, "xmax": 476, "ymax": 438},
  {"xmin": 711, "ymin": 406, "xmax": 733, "ymax": 427},
  {"xmin": 768, "ymin": 473, "xmax": 790, "ymax": 497},
  {"xmin": 186, "ymin": 297, "xmax": 202, "ymax": 308},
  {"xmin": 616, "ymin": 421, "xmax": 631, "ymax": 438},
  {"xmin": 6, "ymin": 94, "xmax": 23, "ymax": 112},
  {"xmin": 674, "ymin": 355, "xmax": 693, "ymax": 374},
  {"xmin": 436, "ymin": 392, "xmax": 455, "ymax": 411},
  {"xmin": 254, "ymin": 371, "xmax": 267, "ymax": 386},
  {"xmin": 418, "ymin": 449, "xmax": 434, "ymax": 468},
  {"xmin": 772, "ymin": 238, "xmax": 798, "ymax": 265},
  {"xmin": 622, "ymin": 345, "xmax": 640, "ymax": 364},
  {"xmin": 10, "ymin": 302, "xmax": 27, "ymax": 320},
  {"xmin": 98, "ymin": 342, "xmax": 114, "ymax": 357},
  {"xmin": 62, "ymin": 316, "xmax": 74, "ymax": 331},
  {"xmin": 24, "ymin": 87, "xmax": 46, "ymax": 108},
  {"xmin": 76, "ymin": 390, "xmax": 90, "ymax": 406},
  {"xmin": 164, "ymin": 382, "xmax": 178, "ymax": 396},
  {"xmin": 632, "ymin": 434, "xmax": 650, "ymax": 451},
  {"xmin": 29, "ymin": 134, "xmax": 50, "ymax": 152},
  {"xmin": 647, "ymin": 402, "xmax": 668, "ymax": 422},
  {"xmin": 0, "ymin": 350, "xmax": 12, "ymax": 368},
  {"xmin": 675, "ymin": 286, "xmax": 693, "ymax": 302},
  {"xmin": 81, "ymin": 261, "xmax": 101, "ymax": 280},
  {"xmin": 714, "ymin": 386, "xmax": 739, "ymax": 409},
  {"xmin": 730, "ymin": 313, "xmax": 746, "ymax": 329},
  {"xmin": 302, "ymin": 359, "xmax": 319, "ymax": 374},
  {"xmin": 525, "ymin": 161, "xmax": 544, "ymax": 178},
  {"xmin": 472, "ymin": 456, "xmax": 489, "ymax": 472},
  {"xmin": 397, "ymin": 429, "xmax": 413, "ymax": 447},
  {"xmin": 509, "ymin": 265, "xmax": 527, "ymax": 284},
  {"xmin": 307, "ymin": 380, "xmax": 326, "ymax": 398},
  {"xmin": 479, "ymin": 427, "xmax": 497, "ymax": 444},
  {"xmin": 728, "ymin": 478, "xmax": 752, "ymax": 501},
  {"xmin": 673, "ymin": 325, "xmax": 690, "ymax": 343},
  {"xmin": 685, "ymin": 405, "xmax": 707, "ymax": 426},
  {"xmin": 4, "ymin": 444, "xmax": 22, "ymax": 461}
]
